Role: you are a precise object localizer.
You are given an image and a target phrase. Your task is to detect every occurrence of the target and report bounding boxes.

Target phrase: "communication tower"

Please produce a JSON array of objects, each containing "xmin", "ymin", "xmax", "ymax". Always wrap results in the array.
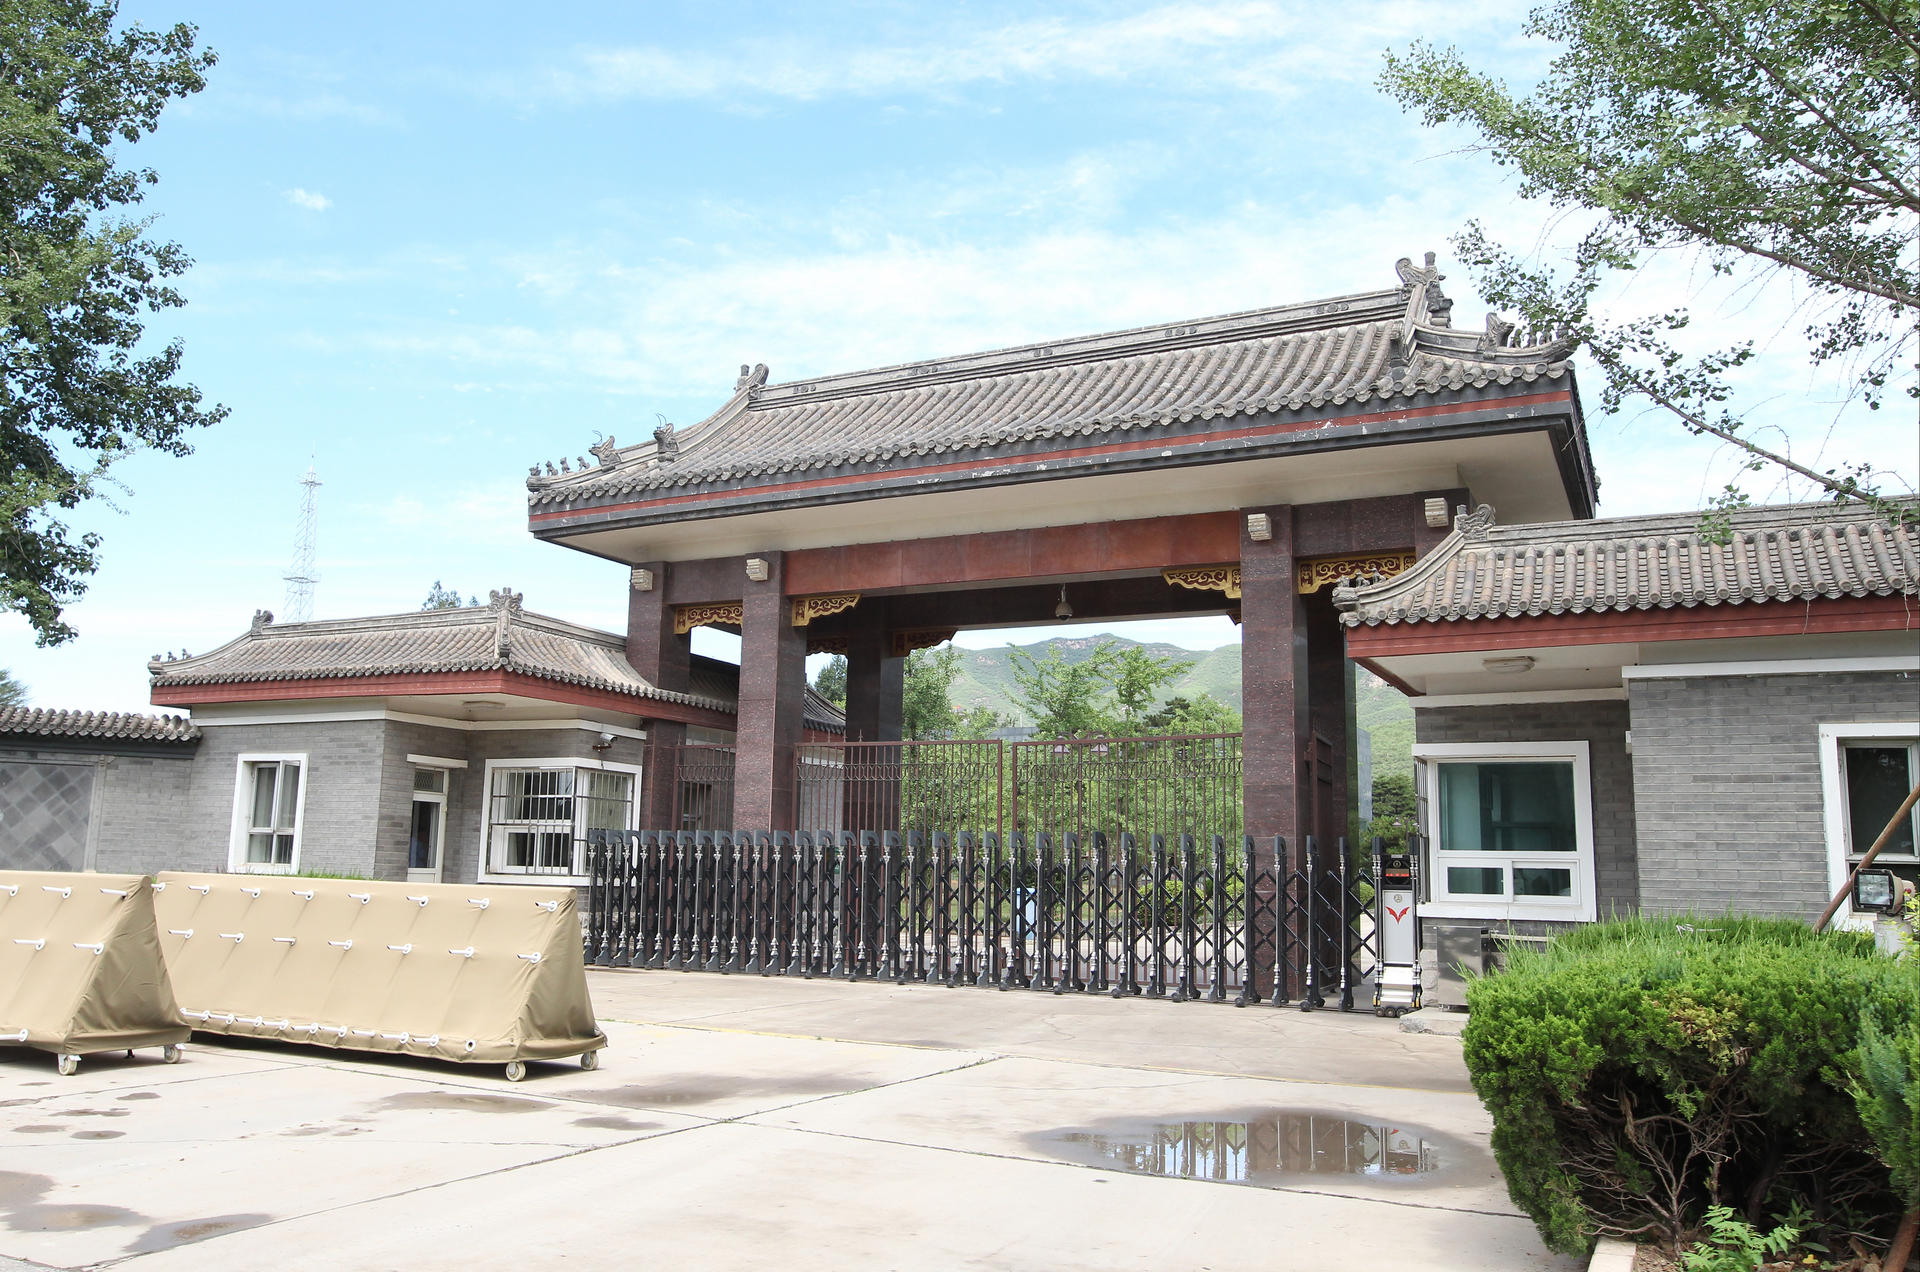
[{"xmin": 282, "ymin": 464, "xmax": 321, "ymax": 622}]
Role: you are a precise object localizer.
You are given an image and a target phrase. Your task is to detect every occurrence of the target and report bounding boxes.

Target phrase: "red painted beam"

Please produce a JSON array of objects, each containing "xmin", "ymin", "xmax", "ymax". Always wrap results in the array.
[
  {"xmin": 151, "ymin": 670, "xmax": 738, "ymax": 730},
  {"xmin": 530, "ymin": 389, "xmax": 1575, "ymax": 526},
  {"xmin": 1342, "ymin": 593, "xmax": 1916, "ymax": 658},
  {"xmin": 784, "ymin": 512, "xmax": 1242, "ymax": 594}
]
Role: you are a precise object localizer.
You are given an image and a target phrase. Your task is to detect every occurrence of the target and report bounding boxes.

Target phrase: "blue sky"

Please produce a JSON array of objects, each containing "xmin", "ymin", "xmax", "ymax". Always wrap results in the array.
[{"xmin": 5, "ymin": 1, "xmax": 1913, "ymax": 710}]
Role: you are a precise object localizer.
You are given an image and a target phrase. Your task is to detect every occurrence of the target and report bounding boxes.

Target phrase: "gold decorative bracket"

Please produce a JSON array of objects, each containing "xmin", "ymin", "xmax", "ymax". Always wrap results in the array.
[
  {"xmin": 673, "ymin": 601, "xmax": 743, "ymax": 635},
  {"xmin": 1296, "ymin": 551, "xmax": 1415, "ymax": 594},
  {"xmin": 891, "ymin": 629, "xmax": 956, "ymax": 658},
  {"xmin": 1161, "ymin": 564, "xmax": 1242, "ymax": 600},
  {"xmin": 791, "ymin": 593, "xmax": 861, "ymax": 627}
]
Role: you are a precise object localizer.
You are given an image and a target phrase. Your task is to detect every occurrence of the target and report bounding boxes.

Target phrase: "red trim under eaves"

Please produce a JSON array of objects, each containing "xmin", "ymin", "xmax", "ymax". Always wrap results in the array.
[
  {"xmin": 1342, "ymin": 593, "xmax": 1916, "ymax": 659},
  {"xmin": 150, "ymin": 670, "xmax": 739, "ymax": 730},
  {"xmin": 531, "ymin": 389, "xmax": 1575, "ymax": 526}
]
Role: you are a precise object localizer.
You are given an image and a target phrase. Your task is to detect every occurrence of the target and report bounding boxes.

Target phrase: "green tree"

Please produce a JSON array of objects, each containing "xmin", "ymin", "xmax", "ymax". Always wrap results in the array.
[
  {"xmin": 809, "ymin": 653, "xmax": 847, "ymax": 708},
  {"xmin": 420, "ymin": 581, "xmax": 476, "ymax": 610},
  {"xmin": 1141, "ymin": 692, "xmax": 1241, "ymax": 735},
  {"xmin": 2, "ymin": 1, "xmax": 224, "ymax": 644},
  {"xmin": 1008, "ymin": 640, "xmax": 1121, "ymax": 738},
  {"xmin": 0, "ymin": 666, "xmax": 26, "ymax": 707},
  {"xmin": 1364, "ymin": 771, "xmax": 1418, "ymax": 852},
  {"xmin": 1851, "ymin": 1011, "xmax": 1920, "ymax": 1271},
  {"xmin": 901, "ymin": 645, "xmax": 1002, "ymax": 739},
  {"xmin": 1108, "ymin": 644, "xmax": 1193, "ymax": 730},
  {"xmin": 1381, "ymin": 0, "xmax": 1918, "ymax": 525}
]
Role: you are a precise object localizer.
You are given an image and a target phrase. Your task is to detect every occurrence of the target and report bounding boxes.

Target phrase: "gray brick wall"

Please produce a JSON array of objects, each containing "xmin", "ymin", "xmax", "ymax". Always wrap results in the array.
[
  {"xmin": 92, "ymin": 753, "xmax": 198, "ymax": 873},
  {"xmin": 1414, "ymin": 697, "xmax": 1637, "ymax": 926},
  {"xmin": 374, "ymin": 721, "xmax": 470, "ymax": 881},
  {"xmin": 175, "ymin": 721, "xmax": 387, "ymax": 877},
  {"xmin": 1629, "ymin": 669, "xmax": 1919, "ymax": 917}
]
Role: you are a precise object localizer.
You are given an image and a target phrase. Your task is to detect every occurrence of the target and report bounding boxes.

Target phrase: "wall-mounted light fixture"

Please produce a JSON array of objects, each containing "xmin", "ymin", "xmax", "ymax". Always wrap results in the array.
[
  {"xmin": 745, "ymin": 558, "xmax": 770, "ymax": 582},
  {"xmin": 1054, "ymin": 587, "xmax": 1073, "ymax": 620}
]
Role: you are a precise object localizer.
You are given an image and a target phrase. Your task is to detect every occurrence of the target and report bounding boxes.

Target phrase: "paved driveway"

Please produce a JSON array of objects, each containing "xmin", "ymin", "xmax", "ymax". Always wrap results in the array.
[{"xmin": 1, "ymin": 971, "xmax": 1578, "ymax": 1271}]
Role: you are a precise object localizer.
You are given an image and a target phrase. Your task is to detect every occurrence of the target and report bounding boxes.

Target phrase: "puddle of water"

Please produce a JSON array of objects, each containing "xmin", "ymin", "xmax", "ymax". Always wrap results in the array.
[
  {"xmin": 117, "ymin": 1091, "xmax": 162, "ymax": 1101},
  {"xmin": 1041, "ymin": 1111, "xmax": 1458, "ymax": 1188},
  {"xmin": 6, "ymin": 1203, "xmax": 145, "ymax": 1232},
  {"xmin": 572, "ymin": 1075, "xmax": 854, "ymax": 1108},
  {"xmin": 54, "ymin": 1108, "xmax": 131, "ymax": 1118},
  {"xmin": 12, "ymin": 1125, "xmax": 64, "ymax": 1135},
  {"xmin": 71, "ymin": 1130, "xmax": 124, "ymax": 1140},
  {"xmin": 0, "ymin": 1171, "xmax": 52, "ymax": 1206},
  {"xmin": 371, "ymin": 1092, "xmax": 551, "ymax": 1115},
  {"xmin": 572, "ymin": 1114, "xmax": 660, "ymax": 1133},
  {"xmin": 125, "ymin": 1213, "xmax": 271, "ymax": 1254}
]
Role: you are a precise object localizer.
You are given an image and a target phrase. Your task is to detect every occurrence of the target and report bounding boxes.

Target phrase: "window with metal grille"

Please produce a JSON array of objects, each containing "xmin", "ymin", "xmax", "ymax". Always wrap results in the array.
[{"xmin": 484, "ymin": 763, "xmax": 635, "ymax": 878}]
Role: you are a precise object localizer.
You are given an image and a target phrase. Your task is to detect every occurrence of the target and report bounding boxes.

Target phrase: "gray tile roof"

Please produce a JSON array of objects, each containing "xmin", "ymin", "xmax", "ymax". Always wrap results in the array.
[
  {"xmin": 149, "ymin": 592, "xmax": 734, "ymax": 713},
  {"xmin": 528, "ymin": 256, "xmax": 1580, "ymax": 512},
  {"xmin": 1336, "ymin": 499, "xmax": 1920, "ymax": 628},
  {"xmin": 0, "ymin": 708, "xmax": 200, "ymax": 743}
]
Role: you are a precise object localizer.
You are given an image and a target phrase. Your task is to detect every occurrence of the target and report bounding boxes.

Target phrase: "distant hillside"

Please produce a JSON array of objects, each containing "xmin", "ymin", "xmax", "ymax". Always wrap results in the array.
[{"xmin": 944, "ymin": 636, "xmax": 1413, "ymax": 781}]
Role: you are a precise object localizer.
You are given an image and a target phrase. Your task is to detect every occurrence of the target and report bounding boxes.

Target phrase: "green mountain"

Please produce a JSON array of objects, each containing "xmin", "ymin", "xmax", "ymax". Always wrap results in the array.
[{"xmin": 943, "ymin": 636, "xmax": 1414, "ymax": 781}]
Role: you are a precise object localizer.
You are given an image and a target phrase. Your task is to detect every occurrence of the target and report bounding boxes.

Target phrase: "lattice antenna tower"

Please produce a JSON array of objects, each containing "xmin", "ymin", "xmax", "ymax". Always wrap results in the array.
[{"xmin": 281, "ymin": 464, "xmax": 321, "ymax": 622}]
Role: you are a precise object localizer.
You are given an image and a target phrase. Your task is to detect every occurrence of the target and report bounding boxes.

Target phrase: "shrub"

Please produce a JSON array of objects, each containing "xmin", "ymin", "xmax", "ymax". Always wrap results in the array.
[{"xmin": 1462, "ymin": 914, "xmax": 1919, "ymax": 1256}]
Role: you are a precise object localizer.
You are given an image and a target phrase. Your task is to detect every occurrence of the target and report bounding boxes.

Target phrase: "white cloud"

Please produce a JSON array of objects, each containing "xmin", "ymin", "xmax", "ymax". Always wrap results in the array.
[{"xmin": 285, "ymin": 187, "xmax": 332, "ymax": 212}]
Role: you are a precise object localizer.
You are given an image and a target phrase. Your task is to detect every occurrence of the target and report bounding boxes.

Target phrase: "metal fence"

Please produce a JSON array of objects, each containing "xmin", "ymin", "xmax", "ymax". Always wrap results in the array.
[
  {"xmin": 584, "ymin": 830, "xmax": 1390, "ymax": 1010},
  {"xmin": 647, "ymin": 742, "xmax": 737, "ymax": 832}
]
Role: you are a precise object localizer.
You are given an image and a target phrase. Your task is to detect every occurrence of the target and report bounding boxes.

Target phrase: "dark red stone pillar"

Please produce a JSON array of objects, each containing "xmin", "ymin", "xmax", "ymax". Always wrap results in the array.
[
  {"xmin": 842, "ymin": 604, "xmax": 904, "ymax": 831},
  {"xmin": 626, "ymin": 562, "xmax": 692, "ymax": 829},
  {"xmin": 1241, "ymin": 507, "xmax": 1308, "ymax": 869},
  {"xmin": 733, "ymin": 552, "xmax": 806, "ymax": 830}
]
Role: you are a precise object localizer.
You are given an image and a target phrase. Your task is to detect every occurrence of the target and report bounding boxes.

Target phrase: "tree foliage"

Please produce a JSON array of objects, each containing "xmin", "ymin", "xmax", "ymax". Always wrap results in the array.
[
  {"xmin": 809, "ymin": 653, "xmax": 847, "ymax": 708},
  {"xmin": 420, "ymin": 580, "xmax": 475, "ymax": 610},
  {"xmin": 902, "ymin": 644, "xmax": 1002, "ymax": 740},
  {"xmin": 1381, "ymin": 0, "xmax": 1918, "ymax": 524},
  {"xmin": 0, "ymin": 665, "xmax": 25, "ymax": 707},
  {"xmin": 1140, "ymin": 692, "xmax": 1241, "ymax": 735},
  {"xmin": 2, "ymin": 0, "xmax": 223, "ymax": 645}
]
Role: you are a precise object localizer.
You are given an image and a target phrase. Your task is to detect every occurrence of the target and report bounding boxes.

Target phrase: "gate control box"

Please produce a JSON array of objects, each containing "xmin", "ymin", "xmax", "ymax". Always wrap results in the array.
[{"xmin": 1373, "ymin": 847, "xmax": 1422, "ymax": 1017}]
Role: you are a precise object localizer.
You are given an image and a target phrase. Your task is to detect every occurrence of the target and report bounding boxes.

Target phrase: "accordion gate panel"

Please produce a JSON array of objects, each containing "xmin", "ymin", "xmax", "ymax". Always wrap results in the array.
[
  {"xmin": 0, "ymin": 871, "xmax": 189, "ymax": 1058},
  {"xmin": 154, "ymin": 873, "xmax": 605, "ymax": 1066}
]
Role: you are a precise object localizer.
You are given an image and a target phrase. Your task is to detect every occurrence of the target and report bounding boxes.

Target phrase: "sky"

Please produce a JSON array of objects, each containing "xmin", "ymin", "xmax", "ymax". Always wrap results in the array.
[{"xmin": 4, "ymin": 0, "xmax": 1914, "ymax": 710}]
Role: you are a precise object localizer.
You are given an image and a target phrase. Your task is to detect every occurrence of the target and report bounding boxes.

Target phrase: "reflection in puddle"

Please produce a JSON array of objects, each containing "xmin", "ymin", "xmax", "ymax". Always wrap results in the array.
[{"xmin": 1046, "ymin": 1112, "xmax": 1448, "ymax": 1187}]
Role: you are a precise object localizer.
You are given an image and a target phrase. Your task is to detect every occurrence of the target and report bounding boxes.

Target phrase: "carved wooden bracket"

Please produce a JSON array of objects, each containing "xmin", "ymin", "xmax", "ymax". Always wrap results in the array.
[
  {"xmin": 1161, "ymin": 564, "xmax": 1242, "ymax": 600},
  {"xmin": 807, "ymin": 635, "xmax": 850, "ymax": 656},
  {"xmin": 790, "ymin": 593, "xmax": 860, "ymax": 627},
  {"xmin": 891, "ymin": 629, "xmax": 956, "ymax": 658},
  {"xmin": 1295, "ymin": 551, "xmax": 1415, "ymax": 594},
  {"xmin": 673, "ymin": 601, "xmax": 743, "ymax": 634}
]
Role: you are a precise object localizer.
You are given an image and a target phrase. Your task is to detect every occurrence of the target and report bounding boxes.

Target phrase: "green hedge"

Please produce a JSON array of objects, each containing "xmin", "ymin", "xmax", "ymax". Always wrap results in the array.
[{"xmin": 1462, "ymin": 915, "xmax": 1919, "ymax": 1255}]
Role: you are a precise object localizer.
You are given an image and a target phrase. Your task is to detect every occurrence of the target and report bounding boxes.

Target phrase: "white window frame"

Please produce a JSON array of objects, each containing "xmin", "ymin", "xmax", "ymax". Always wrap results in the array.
[
  {"xmin": 228, "ymin": 752, "xmax": 309, "ymax": 875},
  {"xmin": 476, "ymin": 758, "xmax": 640, "ymax": 885},
  {"xmin": 1412, "ymin": 740, "xmax": 1597, "ymax": 922},
  {"xmin": 1819, "ymin": 721, "xmax": 1920, "ymax": 930}
]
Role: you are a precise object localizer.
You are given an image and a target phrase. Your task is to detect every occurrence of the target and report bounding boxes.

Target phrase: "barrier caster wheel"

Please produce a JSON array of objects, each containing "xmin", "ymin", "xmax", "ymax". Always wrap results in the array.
[
  {"xmin": 162, "ymin": 1045, "xmax": 183, "ymax": 1064},
  {"xmin": 504, "ymin": 1061, "xmax": 527, "ymax": 1082},
  {"xmin": 579, "ymin": 1051, "xmax": 599, "ymax": 1072},
  {"xmin": 57, "ymin": 1054, "xmax": 79, "ymax": 1077}
]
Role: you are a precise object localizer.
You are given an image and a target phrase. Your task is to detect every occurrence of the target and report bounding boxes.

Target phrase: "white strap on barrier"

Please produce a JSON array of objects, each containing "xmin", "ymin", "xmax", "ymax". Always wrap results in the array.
[
  {"xmin": 2, "ymin": 885, "xmax": 18, "ymax": 897},
  {"xmin": 464, "ymin": 1039, "xmax": 476, "ymax": 1053},
  {"xmin": 42, "ymin": 886, "xmax": 71, "ymax": 898},
  {"xmin": 5, "ymin": 1028, "xmax": 26, "ymax": 1042},
  {"xmin": 417, "ymin": 1034, "xmax": 440, "ymax": 1048},
  {"xmin": 168, "ymin": 928, "xmax": 193, "ymax": 937},
  {"xmin": 387, "ymin": 943, "xmax": 413, "ymax": 955},
  {"xmin": 273, "ymin": 936, "xmax": 297, "ymax": 945},
  {"xmin": 379, "ymin": 1031, "xmax": 410, "ymax": 1043},
  {"xmin": 219, "ymin": 932, "xmax": 245, "ymax": 942},
  {"xmin": 210, "ymin": 1012, "xmax": 235, "ymax": 1024},
  {"xmin": 534, "ymin": 900, "xmax": 559, "ymax": 912},
  {"xmin": 151, "ymin": 882, "xmax": 166, "ymax": 892},
  {"xmin": 449, "ymin": 946, "xmax": 475, "ymax": 958},
  {"xmin": 181, "ymin": 1009, "xmax": 211, "ymax": 1021},
  {"xmin": 328, "ymin": 939, "xmax": 353, "ymax": 950},
  {"xmin": 238, "ymin": 1015, "xmax": 264, "ymax": 1027},
  {"xmin": 99, "ymin": 887, "xmax": 130, "ymax": 897},
  {"xmin": 328, "ymin": 1025, "xmax": 349, "ymax": 1039},
  {"xmin": 241, "ymin": 887, "xmax": 261, "ymax": 898},
  {"xmin": 349, "ymin": 892, "xmax": 371, "ymax": 904},
  {"xmin": 518, "ymin": 952, "xmax": 543, "ymax": 963},
  {"xmin": 292, "ymin": 889, "xmax": 314, "ymax": 899},
  {"xmin": 266, "ymin": 1018, "xmax": 290, "ymax": 1031},
  {"xmin": 73, "ymin": 942, "xmax": 104, "ymax": 955},
  {"xmin": 298, "ymin": 1023, "xmax": 320, "ymax": 1035},
  {"xmin": 467, "ymin": 898, "xmax": 490, "ymax": 909},
  {"xmin": 351, "ymin": 1028, "xmax": 377, "ymax": 1038},
  {"xmin": 189, "ymin": 884, "xmax": 210, "ymax": 894},
  {"xmin": 407, "ymin": 895, "xmax": 429, "ymax": 907},
  {"xmin": 12, "ymin": 939, "xmax": 43, "ymax": 951}
]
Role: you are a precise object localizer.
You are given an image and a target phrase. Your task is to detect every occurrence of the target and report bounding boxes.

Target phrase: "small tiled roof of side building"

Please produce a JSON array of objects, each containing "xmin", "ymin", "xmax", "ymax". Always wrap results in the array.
[
  {"xmin": 0, "ymin": 708, "xmax": 200, "ymax": 743},
  {"xmin": 526, "ymin": 254, "xmax": 1586, "ymax": 514},
  {"xmin": 148, "ymin": 591, "xmax": 735, "ymax": 713},
  {"xmin": 1335, "ymin": 498, "xmax": 1920, "ymax": 627}
]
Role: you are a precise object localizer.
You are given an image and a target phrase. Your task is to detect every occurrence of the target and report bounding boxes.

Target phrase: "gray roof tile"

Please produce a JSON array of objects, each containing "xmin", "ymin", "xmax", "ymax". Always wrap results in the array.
[
  {"xmin": 1336, "ymin": 500, "xmax": 1920, "ymax": 627},
  {"xmin": 529, "ymin": 256, "xmax": 1577, "ymax": 511},
  {"xmin": 0, "ymin": 708, "xmax": 199, "ymax": 743}
]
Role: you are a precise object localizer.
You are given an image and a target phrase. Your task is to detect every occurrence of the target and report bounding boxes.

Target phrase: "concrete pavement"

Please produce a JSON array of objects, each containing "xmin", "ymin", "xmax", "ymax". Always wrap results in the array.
[{"xmin": 1, "ymin": 970, "xmax": 1576, "ymax": 1271}]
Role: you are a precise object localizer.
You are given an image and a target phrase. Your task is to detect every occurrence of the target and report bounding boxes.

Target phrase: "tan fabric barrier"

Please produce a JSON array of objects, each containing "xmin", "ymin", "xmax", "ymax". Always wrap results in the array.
[
  {"xmin": 153, "ymin": 873, "xmax": 605, "ymax": 1071},
  {"xmin": 0, "ymin": 871, "xmax": 189, "ymax": 1070}
]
